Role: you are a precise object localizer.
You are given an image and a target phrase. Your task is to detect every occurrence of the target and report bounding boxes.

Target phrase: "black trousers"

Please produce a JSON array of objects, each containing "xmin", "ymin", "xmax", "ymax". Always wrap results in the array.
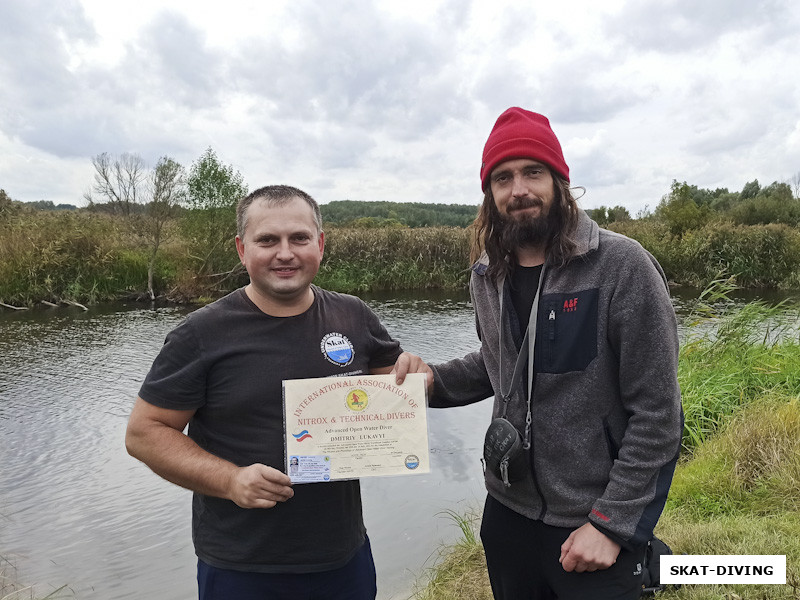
[
  {"xmin": 197, "ymin": 537, "xmax": 376, "ymax": 600},
  {"xmin": 480, "ymin": 495, "xmax": 644, "ymax": 600}
]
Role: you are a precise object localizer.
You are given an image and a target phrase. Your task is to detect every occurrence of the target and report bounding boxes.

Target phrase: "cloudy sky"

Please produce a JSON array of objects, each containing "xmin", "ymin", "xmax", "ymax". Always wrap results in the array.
[{"xmin": 1, "ymin": 0, "xmax": 799, "ymax": 215}]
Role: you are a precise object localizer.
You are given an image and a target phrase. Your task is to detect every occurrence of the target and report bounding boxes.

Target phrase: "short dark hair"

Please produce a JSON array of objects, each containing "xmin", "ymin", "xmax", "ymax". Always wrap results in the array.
[{"xmin": 237, "ymin": 185, "xmax": 322, "ymax": 238}]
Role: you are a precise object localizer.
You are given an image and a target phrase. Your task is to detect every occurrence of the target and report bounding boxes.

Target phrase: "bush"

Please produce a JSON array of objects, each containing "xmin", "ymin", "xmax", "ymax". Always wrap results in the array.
[{"xmin": 610, "ymin": 220, "xmax": 800, "ymax": 289}]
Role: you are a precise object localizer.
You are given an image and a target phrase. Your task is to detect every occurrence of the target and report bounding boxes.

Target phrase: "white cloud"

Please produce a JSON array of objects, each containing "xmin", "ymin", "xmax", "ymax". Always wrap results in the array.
[{"xmin": 0, "ymin": 0, "xmax": 798, "ymax": 215}]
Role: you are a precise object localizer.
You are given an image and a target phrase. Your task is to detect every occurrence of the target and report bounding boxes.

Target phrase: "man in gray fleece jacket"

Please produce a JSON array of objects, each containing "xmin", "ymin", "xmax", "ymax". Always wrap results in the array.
[{"xmin": 396, "ymin": 107, "xmax": 682, "ymax": 599}]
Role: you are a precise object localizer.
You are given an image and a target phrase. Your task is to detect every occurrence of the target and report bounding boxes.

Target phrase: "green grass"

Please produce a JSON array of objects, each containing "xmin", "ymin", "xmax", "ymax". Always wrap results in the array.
[
  {"xmin": 654, "ymin": 394, "xmax": 800, "ymax": 599},
  {"xmin": 412, "ymin": 510, "xmax": 492, "ymax": 600},
  {"xmin": 666, "ymin": 395, "xmax": 800, "ymax": 519},
  {"xmin": 653, "ymin": 516, "xmax": 800, "ymax": 599},
  {"xmin": 679, "ymin": 289, "xmax": 800, "ymax": 453}
]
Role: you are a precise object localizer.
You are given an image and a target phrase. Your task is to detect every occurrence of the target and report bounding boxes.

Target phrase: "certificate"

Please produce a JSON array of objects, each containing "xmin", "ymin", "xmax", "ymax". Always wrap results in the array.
[{"xmin": 283, "ymin": 373, "xmax": 429, "ymax": 483}]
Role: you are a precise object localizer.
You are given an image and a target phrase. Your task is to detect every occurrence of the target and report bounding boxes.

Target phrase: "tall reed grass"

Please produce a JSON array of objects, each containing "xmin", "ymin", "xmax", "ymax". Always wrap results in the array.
[
  {"xmin": 0, "ymin": 553, "xmax": 70, "ymax": 599},
  {"xmin": 0, "ymin": 211, "xmax": 474, "ymax": 305},
  {"xmin": 3, "ymin": 210, "xmax": 800, "ymax": 306},
  {"xmin": 0, "ymin": 211, "xmax": 175, "ymax": 305},
  {"xmin": 611, "ymin": 219, "xmax": 800, "ymax": 289},
  {"xmin": 317, "ymin": 226, "xmax": 471, "ymax": 292},
  {"xmin": 679, "ymin": 283, "xmax": 800, "ymax": 453}
]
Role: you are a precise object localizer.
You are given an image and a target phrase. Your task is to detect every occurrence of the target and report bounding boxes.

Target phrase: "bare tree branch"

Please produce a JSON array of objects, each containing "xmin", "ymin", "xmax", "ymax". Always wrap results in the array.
[{"xmin": 89, "ymin": 152, "xmax": 147, "ymax": 216}]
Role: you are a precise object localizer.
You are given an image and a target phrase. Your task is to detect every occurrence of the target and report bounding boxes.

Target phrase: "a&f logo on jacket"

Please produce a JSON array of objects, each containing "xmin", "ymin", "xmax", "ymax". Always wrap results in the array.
[
  {"xmin": 563, "ymin": 297, "xmax": 579, "ymax": 313},
  {"xmin": 320, "ymin": 332, "xmax": 355, "ymax": 366}
]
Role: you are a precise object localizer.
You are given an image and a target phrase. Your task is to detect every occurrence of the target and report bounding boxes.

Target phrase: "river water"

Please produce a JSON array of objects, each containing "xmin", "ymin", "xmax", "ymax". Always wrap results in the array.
[{"xmin": 0, "ymin": 287, "xmax": 797, "ymax": 599}]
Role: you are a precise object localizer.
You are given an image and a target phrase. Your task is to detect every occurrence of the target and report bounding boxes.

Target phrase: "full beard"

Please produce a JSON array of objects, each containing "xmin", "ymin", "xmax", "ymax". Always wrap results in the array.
[{"xmin": 499, "ymin": 204, "xmax": 555, "ymax": 252}]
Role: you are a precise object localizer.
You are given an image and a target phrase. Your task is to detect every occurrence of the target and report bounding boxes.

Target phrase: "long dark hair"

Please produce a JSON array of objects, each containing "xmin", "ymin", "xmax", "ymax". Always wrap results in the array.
[{"xmin": 470, "ymin": 172, "xmax": 580, "ymax": 283}]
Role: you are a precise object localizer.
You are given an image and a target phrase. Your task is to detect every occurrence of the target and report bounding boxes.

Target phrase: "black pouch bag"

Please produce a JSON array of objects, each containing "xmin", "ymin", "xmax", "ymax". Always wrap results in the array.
[
  {"xmin": 483, "ymin": 417, "xmax": 528, "ymax": 487},
  {"xmin": 641, "ymin": 536, "xmax": 677, "ymax": 595}
]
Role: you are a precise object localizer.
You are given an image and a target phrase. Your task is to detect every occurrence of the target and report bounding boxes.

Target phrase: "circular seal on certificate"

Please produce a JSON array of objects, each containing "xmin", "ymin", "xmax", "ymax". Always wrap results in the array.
[
  {"xmin": 405, "ymin": 455, "xmax": 420, "ymax": 470},
  {"xmin": 346, "ymin": 388, "xmax": 368, "ymax": 412},
  {"xmin": 320, "ymin": 332, "xmax": 354, "ymax": 366}
]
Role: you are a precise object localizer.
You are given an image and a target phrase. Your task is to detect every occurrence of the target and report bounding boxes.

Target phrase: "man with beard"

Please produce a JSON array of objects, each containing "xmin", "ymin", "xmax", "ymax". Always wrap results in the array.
[{"xmin": 395, "ymin": 107, "xmax": 682, "ymax": 599}]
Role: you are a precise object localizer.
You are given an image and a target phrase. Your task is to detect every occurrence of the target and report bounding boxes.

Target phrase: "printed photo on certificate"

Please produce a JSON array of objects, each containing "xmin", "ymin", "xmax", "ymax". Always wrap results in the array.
[{"xmin": 283, "ymin": 373, "xmax": 430, "ymax": 483}]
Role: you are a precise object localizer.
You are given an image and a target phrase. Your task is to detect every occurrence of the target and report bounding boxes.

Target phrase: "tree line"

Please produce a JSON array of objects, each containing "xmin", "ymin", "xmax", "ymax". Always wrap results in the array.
[
  {"xmin": 652, "ymin": 177, "xmax": 800, "ymax": 235},
  {"xmin": 8, "ymin": 169, "xmax": 800, "ymax": 234}
]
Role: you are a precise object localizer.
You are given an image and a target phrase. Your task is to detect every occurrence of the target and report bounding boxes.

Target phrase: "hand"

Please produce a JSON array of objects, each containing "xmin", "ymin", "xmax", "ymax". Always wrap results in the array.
[
  {"xmin": 559, "ymin": 523, "xmax": 621, "ymax": 572},
  {"xmin": 227, "ymin": 464, "xmax": 294, "ymax": 509},
  {"xmin": 391, "ymin": 351, "xmax": 434, "ymax": 393}
]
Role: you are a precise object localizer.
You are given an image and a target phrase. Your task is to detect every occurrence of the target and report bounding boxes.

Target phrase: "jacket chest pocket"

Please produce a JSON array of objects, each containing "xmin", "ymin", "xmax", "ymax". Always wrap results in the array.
[{"xmin": 535, "ymin": 288, "xmax": 598, "ymax": 373}]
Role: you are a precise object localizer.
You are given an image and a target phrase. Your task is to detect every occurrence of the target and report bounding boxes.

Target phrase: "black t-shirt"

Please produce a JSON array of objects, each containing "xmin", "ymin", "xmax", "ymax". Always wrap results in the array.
[
  {"xmin": 139, "ymin": 286, "xmax": 402, "ymax": 572},
  {"xmin": 509, "ymin": 264, "xmax": 543, "ymax": 348}
]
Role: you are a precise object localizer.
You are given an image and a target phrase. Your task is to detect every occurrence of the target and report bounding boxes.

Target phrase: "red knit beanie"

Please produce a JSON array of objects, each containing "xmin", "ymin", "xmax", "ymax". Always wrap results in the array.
[{"xmin": 480, "ymin": 107, "xmax": 570, "ymax": 189}]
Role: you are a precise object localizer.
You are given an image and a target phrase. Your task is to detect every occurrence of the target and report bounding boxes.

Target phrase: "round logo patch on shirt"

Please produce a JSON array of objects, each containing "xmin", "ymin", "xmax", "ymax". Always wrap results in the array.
[{"xmin": 320, "ymin": 332, "xmax": 354, "ymax": 366}]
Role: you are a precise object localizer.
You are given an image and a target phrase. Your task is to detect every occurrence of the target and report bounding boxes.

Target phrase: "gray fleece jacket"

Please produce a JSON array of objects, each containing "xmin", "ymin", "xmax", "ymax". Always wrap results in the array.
[{"xmin": 430, "ymin": 211, "xmax": 682, "ymax": 549}]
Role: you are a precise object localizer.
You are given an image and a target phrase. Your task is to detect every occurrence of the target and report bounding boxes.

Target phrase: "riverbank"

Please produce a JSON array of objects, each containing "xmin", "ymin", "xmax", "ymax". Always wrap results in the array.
[
  {"xmin": 0, "ymin": 209, "xmax": 472, "ymax": 306},
  {"xmin": 413, "ymin": 298, "xmax": 800, "ymax": 600},
  {"xmin": 610, "ymin": 219, "xmax": 800, "ymax": 291},
  {"xmin": 2, "ymin": 209, "xmax": 800, "ymax": 307}
]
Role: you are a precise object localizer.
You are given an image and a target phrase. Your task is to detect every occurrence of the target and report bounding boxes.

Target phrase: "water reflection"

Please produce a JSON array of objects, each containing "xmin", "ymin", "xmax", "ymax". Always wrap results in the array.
[{"xmin": 1, "ymin": 303, "xmax": 195, "ymax": 599}]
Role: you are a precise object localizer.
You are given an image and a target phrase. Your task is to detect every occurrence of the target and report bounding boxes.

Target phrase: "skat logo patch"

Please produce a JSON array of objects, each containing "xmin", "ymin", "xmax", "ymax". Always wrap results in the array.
[{"xmin": 320, "ymin": 332, "xmax": 355, "ymax": 366}]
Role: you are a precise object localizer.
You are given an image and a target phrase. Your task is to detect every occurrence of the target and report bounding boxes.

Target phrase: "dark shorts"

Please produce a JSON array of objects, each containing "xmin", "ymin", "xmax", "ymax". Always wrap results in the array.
[
  {"xmin": 480, "ymin": 495, "xmax": 644, "ymax": 600},
  {"xmin": 197, "ymin": 537, "xmax": 377, "ymax": 600}
]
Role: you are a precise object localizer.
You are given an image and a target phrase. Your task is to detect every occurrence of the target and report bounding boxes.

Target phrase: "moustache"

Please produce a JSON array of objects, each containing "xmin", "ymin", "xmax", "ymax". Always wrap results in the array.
[{"xmin": 507, "ymin": 197, "xmax": 544, "ymax": 212}]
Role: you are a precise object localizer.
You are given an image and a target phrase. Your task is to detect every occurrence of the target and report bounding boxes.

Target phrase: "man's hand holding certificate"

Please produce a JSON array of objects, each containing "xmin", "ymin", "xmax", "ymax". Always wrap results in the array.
[{"xmin": 283, "ymin": 373, "xmax": 429, "ymax": 483}]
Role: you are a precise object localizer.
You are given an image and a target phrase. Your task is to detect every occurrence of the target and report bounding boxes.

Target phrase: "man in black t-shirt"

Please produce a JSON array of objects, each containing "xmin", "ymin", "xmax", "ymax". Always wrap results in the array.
[{"xmin": 126, "ymin": 185, "xmax": 418, "ymax": 600}]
